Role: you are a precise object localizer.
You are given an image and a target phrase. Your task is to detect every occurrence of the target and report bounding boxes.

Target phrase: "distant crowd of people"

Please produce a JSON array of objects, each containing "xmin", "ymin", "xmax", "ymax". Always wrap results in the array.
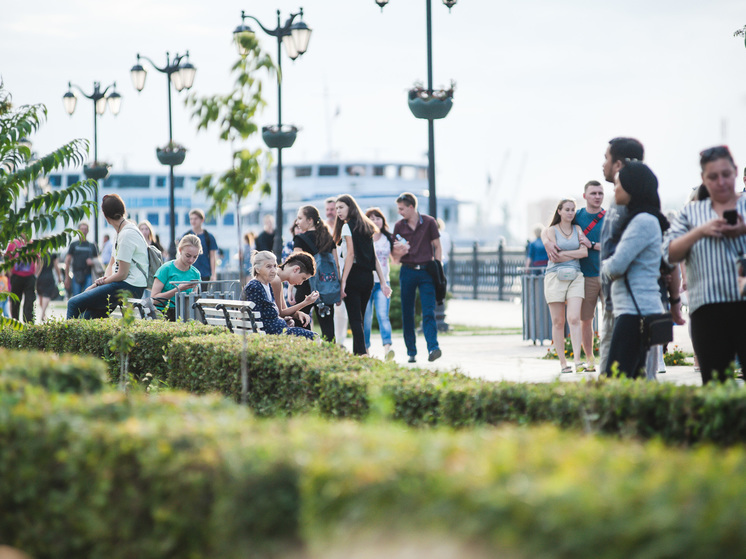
[
  {"xmin": 531, "ymin": 138, "xmax": 746, "ymax": 384},
  {"xmin": 2, "ymin": 191, "xmax": 445, "ymax": 364}
]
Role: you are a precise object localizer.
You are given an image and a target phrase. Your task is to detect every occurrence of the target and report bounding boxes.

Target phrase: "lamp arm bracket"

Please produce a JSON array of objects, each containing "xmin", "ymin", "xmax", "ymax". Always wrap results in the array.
[
  {"xmin": 241, "ymin": 13, "xmax": 293, "ymax": 38},
  {"xmin": 137, "ymin": 54, "xmax": 169, "ymax": 75},
  {"xmin": 68, "ymin": 83, "xmax": 95, "ymax": 100}
]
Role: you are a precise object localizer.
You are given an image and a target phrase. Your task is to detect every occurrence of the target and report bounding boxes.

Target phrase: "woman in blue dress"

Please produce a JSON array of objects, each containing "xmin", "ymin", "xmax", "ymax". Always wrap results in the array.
[{"xmin": 243, "ymin": 250, "xmax": 317, "ymax": 340}]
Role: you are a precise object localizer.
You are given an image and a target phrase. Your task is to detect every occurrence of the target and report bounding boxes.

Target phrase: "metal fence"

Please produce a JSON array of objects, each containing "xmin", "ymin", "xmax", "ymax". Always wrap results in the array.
[
  {"xmin": 448, "ymin": 243, "xmax": 525, "ymax": 300},
  {"xmin": 173, "ymin": 279, "xmax": 242, "ymax": 322}
]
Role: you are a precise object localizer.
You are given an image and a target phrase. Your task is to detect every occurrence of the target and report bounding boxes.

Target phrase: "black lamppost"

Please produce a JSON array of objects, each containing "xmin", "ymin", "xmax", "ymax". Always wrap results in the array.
[
  {"xmin": 63, "ymin": 81, "xmax": 122, "ymax": 245},
  {"xmin": 233, "ymin": 9, "xmax": 312, "ymax": 258},
  {"xmin": 129, "ymin": 52, "xmax": 196, "ymax": 258},
  {"xmin": 375, "ymin": 0, "xmax": 456, "ymax": 219}
]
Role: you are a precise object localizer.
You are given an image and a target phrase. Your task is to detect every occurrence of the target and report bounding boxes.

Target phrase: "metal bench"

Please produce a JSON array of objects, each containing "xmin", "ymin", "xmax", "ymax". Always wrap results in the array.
[{"xmin": 192, "ymin": 298, "xmax": 264, "ymax": 334}]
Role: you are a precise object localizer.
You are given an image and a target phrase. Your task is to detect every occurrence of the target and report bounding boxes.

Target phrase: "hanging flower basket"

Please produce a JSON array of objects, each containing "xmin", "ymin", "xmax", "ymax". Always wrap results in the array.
[
  {"xmin": 83, "ymin": 162, "xmax": 111, "ymax": 181},
  {"xmin": 262, "ymin": 125, "xmax": 298, "ymax": 149},
  {"xmin": 407, "ymin": 82, "xmax": 455, "ymax": 120},
  {"xmin": 156, "ymin": 142, "xmax": 187, "ymax": 167}
]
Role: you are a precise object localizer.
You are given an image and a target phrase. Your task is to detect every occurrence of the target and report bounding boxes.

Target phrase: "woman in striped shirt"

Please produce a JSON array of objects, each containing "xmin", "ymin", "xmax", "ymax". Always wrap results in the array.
[{"xmin": 664, "ymin": 146, "xmax": 746, "ymax": 383}]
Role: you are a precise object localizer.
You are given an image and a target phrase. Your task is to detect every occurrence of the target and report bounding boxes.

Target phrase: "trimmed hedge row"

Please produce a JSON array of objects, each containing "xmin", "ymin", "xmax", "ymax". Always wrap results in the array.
[
  {"xmin": 0, "ymin": 318, "xmax": 225, "ymax": 383},
  {"xmin": 5, "ymin": 320, "xmax": 746, "ymax": 445},
  {"xmin": 3, "ymin": 390, "xmax": 746, "ymax": 558},
  {"xmin": 0, "ymin": 348, "xmax": 106, "ymax": 395}
]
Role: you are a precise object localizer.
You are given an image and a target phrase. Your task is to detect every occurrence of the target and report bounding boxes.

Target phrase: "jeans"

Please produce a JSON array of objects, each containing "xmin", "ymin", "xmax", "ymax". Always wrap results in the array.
[
  {"xmin": 71, "ymin": 273, "xmax": 93, "ymax": 296},
  {"xmin": 364, "ymin": 281, "xmax": 392, "ymax": 348},
  {"xmin": 342, "ymin": 265, "xmax": 374, "ymax": 355},
  {"xmin": 67, "ymin": 281, "xmax": 145, "ymax": 319},
  {"xmin": 400, "ymin": 266, "xmax": 439, "ymax": 357},
  {"xmin": 10, "ymin": 274, "xmax": 36, "ymax": 323}
]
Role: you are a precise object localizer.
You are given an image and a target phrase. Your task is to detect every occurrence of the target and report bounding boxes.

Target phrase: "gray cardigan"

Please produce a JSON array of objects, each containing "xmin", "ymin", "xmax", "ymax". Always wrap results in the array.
[{"xmin": 601, "ymin": 213, "xmax": 664, "ymax": 318}]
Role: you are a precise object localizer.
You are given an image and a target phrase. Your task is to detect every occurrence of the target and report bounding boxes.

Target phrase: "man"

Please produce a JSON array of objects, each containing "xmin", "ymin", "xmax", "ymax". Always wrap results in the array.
[
  {"xmin": 64, "ymin": 221, "xmax": 98, "ymax": 296},
  {"xmin": 393, "ymin": 192, "xmax": 442, "ymax": 363},
  {"xmin": 254, "ymin": 215, "xmax": 275, "ymax": 252},
  {"xmin": 100, "ymin": 234, "xmax": 113, "ymax": 267},
  {"xmin": 326, "ymin": 196, "xmax": 348, "ymax": 347},
  {"xmin": 575, "ymin": 180, "xmax": 605, "ymax": 372},
  {"xmin": 183, "ymin": 209, "xmax": 218, "ymax": 282},
  {"xmin": 599, "ymin": 138, "xmax": 683, "ymax": 378}
]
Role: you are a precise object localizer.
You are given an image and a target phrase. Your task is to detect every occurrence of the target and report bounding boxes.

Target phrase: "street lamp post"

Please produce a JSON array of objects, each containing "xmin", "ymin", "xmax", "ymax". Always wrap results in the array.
[
  {"xmin": 375, "ymin": 0, "xmax": 456, "ymax": 219},
  {"xmin": 233, "ymin": 9, "xmax": 312, "ymax": 258},
  {"xmin": 129, "ymin": 52, "xmax": 196, "ymax": 258},
  {"xmin": 63, "ymin": 81, "xmax": 122, "ymax": 245}
]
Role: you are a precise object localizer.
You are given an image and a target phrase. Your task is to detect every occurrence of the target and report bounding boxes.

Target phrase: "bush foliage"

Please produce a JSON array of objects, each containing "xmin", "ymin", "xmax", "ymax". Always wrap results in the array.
[{"xmin": 3, "ymin": 390, "xmax": 746, "ymax": 559}]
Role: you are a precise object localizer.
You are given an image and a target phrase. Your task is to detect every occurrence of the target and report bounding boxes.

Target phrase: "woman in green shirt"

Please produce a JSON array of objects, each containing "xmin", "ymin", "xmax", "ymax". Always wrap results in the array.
[{"xmin": 150, "ymin": 234, "xmax": 201, "ymax": 321}]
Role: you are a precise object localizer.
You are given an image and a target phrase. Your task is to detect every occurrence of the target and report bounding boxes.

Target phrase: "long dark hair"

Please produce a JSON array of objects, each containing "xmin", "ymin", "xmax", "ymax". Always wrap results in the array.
[
  {"xmin": 610, "ymin": 161, "xmax": 669, "ymax": 246},
  {"xmin": 333, "ymin": 194, "xmax": 377, "ymax": 244},
  {"xmin": 548, "ymin": 198, "xmax": 576, "ymax": 227},
  {"xmin": 365, "ymin": 206, "xmax": 394, "ymax": 248},
  {"xmin": 298, "ymin": 205, "xmax": 334, "ymax": 253}
]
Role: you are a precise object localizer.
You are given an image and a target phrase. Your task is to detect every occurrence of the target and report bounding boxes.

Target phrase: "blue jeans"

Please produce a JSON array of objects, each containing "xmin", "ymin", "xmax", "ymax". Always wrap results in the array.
[
  {"xmin": 67, "ymin": 281, "xmax": 145, "ymax": 319},
  {"xmin": 364, "ymin": 281, "xmax": 392, "ymax": 348},
  {"xmin": 399, "ymin": 266, "xmax": 439, "ymax": 357},
  {"xmin": 71, "ymin": 274, "xmax": 93, "ymax": 296}
]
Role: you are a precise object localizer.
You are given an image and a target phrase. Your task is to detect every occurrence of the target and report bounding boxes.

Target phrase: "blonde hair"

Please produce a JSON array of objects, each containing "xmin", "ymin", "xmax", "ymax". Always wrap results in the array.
[
  {"xmin": 251, "ymin": 250, "xmax": 277, "ymax": 276},
  {"xmin": 178, "ymin": 234, "xmax": 203, "ymax": 254}
]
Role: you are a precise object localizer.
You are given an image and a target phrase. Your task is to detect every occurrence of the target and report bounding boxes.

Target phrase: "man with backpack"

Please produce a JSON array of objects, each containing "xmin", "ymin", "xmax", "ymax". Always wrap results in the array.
[{"xmin": 182, "ymin": 209, "xmax": 218, "ymax": 283}]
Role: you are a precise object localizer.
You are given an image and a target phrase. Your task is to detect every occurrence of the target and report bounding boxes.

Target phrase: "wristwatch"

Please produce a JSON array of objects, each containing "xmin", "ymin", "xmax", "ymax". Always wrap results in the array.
[{"xmin": 590, "ymin": 241, "xmax": 596, "ymax": 249}]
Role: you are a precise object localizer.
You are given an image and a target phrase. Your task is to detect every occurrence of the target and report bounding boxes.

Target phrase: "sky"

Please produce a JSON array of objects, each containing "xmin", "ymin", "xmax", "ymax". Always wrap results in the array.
[{"xmin": 2, "ymin": 0, "xmax": 746, "ymax": 240}]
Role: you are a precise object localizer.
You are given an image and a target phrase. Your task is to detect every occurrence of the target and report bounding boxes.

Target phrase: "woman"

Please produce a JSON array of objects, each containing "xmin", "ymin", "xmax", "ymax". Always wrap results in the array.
[
  {"xmin": 363, "ymin": 207, "xmax": 395, "ymax": 360},
  {"xmin": 293, "ymin": 205, "xmax": 340, "ymax": 342},
  {"xmin": 282, "ymin": 223, "xmax": 300, "ymax": 262},
  {"xmin": 602, "ymin": 161, "xmax": 669, "ymax": 379},
  {"xmin": 242, "ymin": 250, "xmax": 316, "ymax": 340},
  {"xmin": 333, "ymin": 195, "xmax": 391, "ymax": 356},
  {"xmin": 67, "ymin": 194, "xmax": 148, "ymax": 319},
  {"xmin": 241, "ymin": 231, "xmax": 255, "ymax": 284},
  {"xmin": 664, "ymin": 146, "xmax": 746, "ymax": 383},
  {"xmin": 150, "ymin": 234, "xmax": 202, "ymax": 321},
  {"xmin": 36, "ymin": 252, "xmax": 62, "ymax": 321},
  {"xmin": 138, "ymin": 220, "xmax": 164, "ymax": 254},
  {"xmin": 544, "ymin": 198, "xmax": 588, "ymax": 373}
]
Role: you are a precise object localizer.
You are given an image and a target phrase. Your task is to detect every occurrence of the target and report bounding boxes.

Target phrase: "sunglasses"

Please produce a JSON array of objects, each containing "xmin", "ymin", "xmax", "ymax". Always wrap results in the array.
[{"xmin": 699, "ymin": 145, "xmax": 732, "ymax": 162}]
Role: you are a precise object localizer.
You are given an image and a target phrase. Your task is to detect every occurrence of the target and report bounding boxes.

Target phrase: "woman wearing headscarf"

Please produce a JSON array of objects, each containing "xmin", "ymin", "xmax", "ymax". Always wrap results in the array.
[{"xmin": 601, "ymin": 161, "xmax": 669, "ymax": 378}]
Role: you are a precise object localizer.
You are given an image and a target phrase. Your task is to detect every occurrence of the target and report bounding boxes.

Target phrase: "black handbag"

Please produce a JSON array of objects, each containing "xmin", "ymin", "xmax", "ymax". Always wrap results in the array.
[{"xmin": 624, "ymin": 276, "xmax": 673, "ymax": 346}]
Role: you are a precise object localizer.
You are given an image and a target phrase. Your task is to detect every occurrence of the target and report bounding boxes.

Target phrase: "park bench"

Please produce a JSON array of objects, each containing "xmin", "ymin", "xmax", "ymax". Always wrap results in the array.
[{"xmin": 192, "ymin": 298, "xmax": 264, "ymax": 334}]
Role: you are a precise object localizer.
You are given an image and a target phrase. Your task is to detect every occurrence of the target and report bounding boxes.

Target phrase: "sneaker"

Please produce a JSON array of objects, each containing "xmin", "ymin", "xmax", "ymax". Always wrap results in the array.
[
  {"xmin": 408, "ymin": 355, "xmax": 416, "ymax": 363},
  {"xmin": 428, "ymin": 349, "xmax": 442, "ymax": 362},
  {"xmin": 385, "ymin": 348, "xmax": 395, "ymax": 361},
  {"xmin": 575, "ymin": 362, "xmax": 587, "ymax": 373}
]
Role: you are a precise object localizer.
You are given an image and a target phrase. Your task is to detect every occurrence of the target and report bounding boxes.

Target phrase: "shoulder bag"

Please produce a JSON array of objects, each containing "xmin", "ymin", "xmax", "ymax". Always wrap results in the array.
[{"xmin": 624, "ymin": 275, "xmax": 672, "ymax": 346}]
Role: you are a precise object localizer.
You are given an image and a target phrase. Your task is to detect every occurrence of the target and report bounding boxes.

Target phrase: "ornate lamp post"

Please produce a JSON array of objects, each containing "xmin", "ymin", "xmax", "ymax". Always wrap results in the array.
[
  {"xmin": 63, "ymin": 81, "xmax": 122, "ymax": 245},
  {"xmin": 233, "ymin": 8, "xmax": 312, "ymax": 257},
  {"xmin": 375, "ymin": 0, "xmax": 456, "ymax": 219},
  {"xmin": 129, "ymin": 52, "xmax": 196, "ymax": 258}
]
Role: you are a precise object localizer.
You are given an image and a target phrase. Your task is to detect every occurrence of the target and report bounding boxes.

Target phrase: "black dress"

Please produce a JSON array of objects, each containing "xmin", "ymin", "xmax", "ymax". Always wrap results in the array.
[{"xmin": 36, "ymin": 255, "xmax": 59, "ymax": 299}]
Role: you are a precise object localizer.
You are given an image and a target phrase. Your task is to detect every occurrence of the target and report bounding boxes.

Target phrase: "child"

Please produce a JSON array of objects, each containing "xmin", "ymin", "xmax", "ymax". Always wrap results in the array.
[
  {"xmin": 270, "ymin": 251, "xmax": 319, "ymax": 328},
  {"xmin": 150, "ymin": 234, "xmax": 202, "ymax": 321},
  {"xmin": 243, "ymin": 251, "xmax": 317, "ymax": 339}
]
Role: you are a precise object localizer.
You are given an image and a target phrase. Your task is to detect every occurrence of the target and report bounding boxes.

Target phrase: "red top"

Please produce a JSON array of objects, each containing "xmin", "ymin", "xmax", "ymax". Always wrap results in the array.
[
  {"xmin": 393, "ymin": 213, "xmax": 440, "ymax": 265},
  {"xmin": 5, "ymin": 239, "xmax": 36, "ymax": 277}
]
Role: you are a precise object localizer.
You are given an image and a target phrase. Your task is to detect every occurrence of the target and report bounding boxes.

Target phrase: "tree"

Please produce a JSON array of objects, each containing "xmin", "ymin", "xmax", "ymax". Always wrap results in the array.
[
  {"xmin": 0, "ymin": 83, "xmax": 97, "ymax": 328},
  {"xmin": 187, "ymin": 32, "xmax": 275, "ymax": 278}
]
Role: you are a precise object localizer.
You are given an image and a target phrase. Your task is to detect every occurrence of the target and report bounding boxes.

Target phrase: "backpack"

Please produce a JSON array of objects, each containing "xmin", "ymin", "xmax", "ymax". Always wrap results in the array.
[
  {"xmin": 308, "ymin": 251, "xmax": 341, "ymax": 305},
  {"xmin": 134, "ymin": 244, "xmax": 164, "ymax": 290}
]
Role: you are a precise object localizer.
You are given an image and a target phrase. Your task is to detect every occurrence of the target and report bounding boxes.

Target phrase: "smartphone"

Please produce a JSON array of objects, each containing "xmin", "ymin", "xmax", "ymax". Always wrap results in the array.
[
  {"xmin": 723, "ymin": 209, "xmax": 738, "ymax": 226},
  {"xmin": 738, "ymin": 255, "xmax": 746, "ymax": 277}
]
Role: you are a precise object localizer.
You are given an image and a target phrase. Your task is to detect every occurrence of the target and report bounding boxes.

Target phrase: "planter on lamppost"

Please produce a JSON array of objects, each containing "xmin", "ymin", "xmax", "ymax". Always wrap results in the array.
[
  {"xmin": 83, "ymin": 162, "xmax": 111, "ymax": 181},
  {"xmin": 156, "ymin": 143, "xmax": 187, "ymax": 166},
  {"xmin": 262, "ymin": 125, "xmax": 298, "ymax": 149},
  {"xmin": 407, "ymin": 83, "xmax": 455, "ymax": 120}
]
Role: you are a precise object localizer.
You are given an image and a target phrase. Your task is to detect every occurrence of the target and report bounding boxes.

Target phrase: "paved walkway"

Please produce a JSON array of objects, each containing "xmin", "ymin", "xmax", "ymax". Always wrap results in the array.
[{"xmin": 363, "ymin": 298, "xmax": 702, "ymax": 386}]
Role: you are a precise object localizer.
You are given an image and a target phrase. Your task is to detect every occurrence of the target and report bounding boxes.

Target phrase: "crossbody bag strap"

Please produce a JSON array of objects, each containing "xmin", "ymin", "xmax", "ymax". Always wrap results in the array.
[{"xmin": 583, "ymin": 209, "xmax": 606, "ymax": 236}]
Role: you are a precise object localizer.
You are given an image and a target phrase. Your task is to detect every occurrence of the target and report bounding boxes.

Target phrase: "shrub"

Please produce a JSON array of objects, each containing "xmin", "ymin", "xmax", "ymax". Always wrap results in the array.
[
  {"xmin": 4, "ymin": 390, "xmax": 746, "ymax": 558},
  {"xmin": 0, "ymin": 348, "xmax": 107, "ymax": 395}
]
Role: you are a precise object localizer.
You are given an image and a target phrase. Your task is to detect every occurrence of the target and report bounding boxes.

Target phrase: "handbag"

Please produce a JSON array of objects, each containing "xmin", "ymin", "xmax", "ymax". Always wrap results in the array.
[
  {"xmin": 624, "ymin": 275, "xmax": 673, "ymax": 346},
  {"xmin": 556, "ymin": 268, "xmax": 578, "ymax": 281}
]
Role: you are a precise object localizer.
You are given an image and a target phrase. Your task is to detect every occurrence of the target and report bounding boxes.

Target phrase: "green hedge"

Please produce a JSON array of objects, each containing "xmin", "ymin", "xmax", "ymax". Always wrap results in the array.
[
  {"xmin": 0, "ymin": 348, "xmax": 107, "ymax": 395},
  {"xmin": 0, "ymin": 318, "xmax": 225, "ymax": 383},
  {"xmin": 3, "ymin": 390, "xmax": 746, "ymax": 558}
]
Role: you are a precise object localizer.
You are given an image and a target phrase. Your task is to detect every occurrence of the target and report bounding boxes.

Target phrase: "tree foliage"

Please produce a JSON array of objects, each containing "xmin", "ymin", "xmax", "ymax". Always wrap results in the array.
[
  {"xmin": 187, "ymin": 32, "xmax": 275, "ymax": 274},
  {"xmin": 0, "ymin": 83, "xmax": 97, "ymax": 328}
]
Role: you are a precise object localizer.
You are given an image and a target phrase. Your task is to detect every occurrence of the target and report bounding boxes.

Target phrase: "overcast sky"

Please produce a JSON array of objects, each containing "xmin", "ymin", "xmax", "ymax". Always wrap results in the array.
[{"xmin": 2, "ymin": 0, "xmax": 745, "ymax": 239}]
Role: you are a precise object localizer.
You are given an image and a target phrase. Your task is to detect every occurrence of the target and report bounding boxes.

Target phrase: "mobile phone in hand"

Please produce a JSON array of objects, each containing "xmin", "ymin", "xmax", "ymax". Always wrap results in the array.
[{"xmin": 723, "ymin": 209, "xmax": 738, "ymax": 226}]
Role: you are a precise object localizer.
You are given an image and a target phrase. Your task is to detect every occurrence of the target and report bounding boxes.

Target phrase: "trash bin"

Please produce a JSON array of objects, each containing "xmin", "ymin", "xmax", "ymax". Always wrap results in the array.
[{"xmin": 521, "ymin": 269, "xmax": 552, "ymax": 345}]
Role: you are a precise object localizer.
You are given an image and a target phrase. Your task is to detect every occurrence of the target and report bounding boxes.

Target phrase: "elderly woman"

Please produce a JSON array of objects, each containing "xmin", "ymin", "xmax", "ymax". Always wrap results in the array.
[
  {"xmin": 602, "ymin": 161, "xmax": 669, "ymax": 378},
  {"xmin": 664, "ymin": 146, "xmax": 746, "ymax": 383}
]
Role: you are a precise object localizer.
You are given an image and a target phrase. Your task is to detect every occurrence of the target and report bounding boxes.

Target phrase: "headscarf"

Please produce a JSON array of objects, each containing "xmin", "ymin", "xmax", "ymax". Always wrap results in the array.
[{"xmin": 609, "ymin": 161, "xmax": 669, "ymax": 247}]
